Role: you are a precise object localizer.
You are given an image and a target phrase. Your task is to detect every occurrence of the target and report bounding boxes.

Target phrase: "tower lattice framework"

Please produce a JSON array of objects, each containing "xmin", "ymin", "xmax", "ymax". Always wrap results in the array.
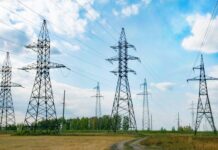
[
  {"xmin": 92, "ymin": 82, "xmax": 103, "ymax": 130},
  {"xmin": 137, "ymin": 78, "xmax": 150, "ymax": 131},
  {"xmin": 20, "ymin": 20, "xmax": 68, "ymax": 131},
  {"xmin": 107, "ymin": 28, "xmax": 140, "ymax": 132},
  {"xmin": 92, "ymin": 82, "xmax": 103, "ymax": 119},
  {"xmin": 187, "ymin": 54, "xmax": 217, "ymax": 135},
  {"xmin": 0, "ymin": 52, "xmax": 22, "ymax": 129}
]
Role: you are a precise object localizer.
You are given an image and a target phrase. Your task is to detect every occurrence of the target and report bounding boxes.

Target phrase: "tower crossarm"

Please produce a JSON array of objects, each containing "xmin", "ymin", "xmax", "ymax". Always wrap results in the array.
[
  {"xmin": 110, "ymin": 68, "xmax": 136, "ymax": 75},
  {"xmin": 187, "ymin": 76, "xmax": 201, "ymax": 82},
  {"xmin": 127, "ymin": 68, "xmax": 137, "ymax": 75},
  {"xmin": 127, "ymin": 55, "xmax": 141, "ymax": 62},
  {"xmin": 18, "ymin": 63, "xmax": 37, "ymax": 71},
  {"xmin": 106, "ymin": 57, "xmax": 119, "ymax": 64},
  {"xmin": 187, "ymin": 76, "xmax": 218, "ymax": 82},
  {"xmin": 111, "ymin": 43, "xmax": 136, "ymax": 50},
  {"xmin": 25, "ymin": 43, "xmax": 38, "ymax": 52},
  {"xmin": 48, "ymin": 62, "xmax": 70, "ymax": 70},
  {"xmin": 19, "ymin": 62, "xmax": 70, "ymax": 70},
  {"xmin": 193, "ymin": 65, "xmax": 202, "ymax": 70},
  {"xmin": 205, "ymin": 76, "xmax": 218, "ymax": 80},
  {"xmin": 0, "ymin": 82, "xmax": 23, "ymax": 88},
  {"xmin": 125, "ymin": 43, "xmax": 136, "ymax": 50}
]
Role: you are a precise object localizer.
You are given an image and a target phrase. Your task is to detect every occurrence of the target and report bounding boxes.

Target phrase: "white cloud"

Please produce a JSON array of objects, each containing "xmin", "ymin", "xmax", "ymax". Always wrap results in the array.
[
  {"xmin": 151, "ymin": 82, "xmax": 175, "ymax": 91},
  {"xmin": 116, "ymin": 0, "xmax": 127, "ymax": 5},
  {"xmin": 0, "ymin": 0, "xmax": 99, "ymax": 55},
  {"xmin": 113, "ymin": 0, "xmax": 151, "ymax": 17},
  {"xmin": 121, "ymin": 4, "xmax": 140, "ymax": 17},
  {"xmin": 112, "ymin": 9, "xmax": 119, "ymax": 16},
  {"xmin": 142, "ymin": 0, "xmax": 152, "ymax": 5},
  {"xmin": 182, "ymin": 13, "xmax": 218, "ymax": 53}
]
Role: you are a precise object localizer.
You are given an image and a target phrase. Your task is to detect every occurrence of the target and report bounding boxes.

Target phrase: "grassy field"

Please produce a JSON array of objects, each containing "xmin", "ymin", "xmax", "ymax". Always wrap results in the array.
[
  {"xmin": 141, "ymin": 134, "xmax": 218, "ymax": 150},
  {"xmin": 0, "ymin": 134, "xmax": 134, "ymax": 150},
  {"xmin": 1, "ymin": 131, "xmax": 218, "ymax": 150}
]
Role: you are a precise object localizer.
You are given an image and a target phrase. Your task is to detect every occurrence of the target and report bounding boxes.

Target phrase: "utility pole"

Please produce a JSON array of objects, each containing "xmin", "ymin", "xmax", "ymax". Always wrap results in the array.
[
  {"xmin": 92, "ymin": 82, "xmax": 103, "ymax": 130},
  {"xmin": 106, "ymin": 28, "xmax": 140, "ymax": 132},
  {"xmin": 177, "ymin": 112, "xmax": 180, "ymax": 131},
  {"xmin": 150, "ymin": 114, "xmax": 152, "ymax": 131},
  {"xmin": 62, "ymin": 90, "xmax": 66, "ymax": 131},
  {"xmin": 0, "ymin": 52, "xmax": 22, "ymax": 130},
  {"xmin": 187, "ymin": 54, "xmax": 217, "ymax": 135},
  {"xmin": 20, "ymin": 20, "xmax": 69, "ymax": 132},
  {"xmin": 190, "ymin": 101, "xmax": 195, "ymax": 130},
  {"xmin": 137, "ymin": 78, "xmax": 150, "ymax": 131}
]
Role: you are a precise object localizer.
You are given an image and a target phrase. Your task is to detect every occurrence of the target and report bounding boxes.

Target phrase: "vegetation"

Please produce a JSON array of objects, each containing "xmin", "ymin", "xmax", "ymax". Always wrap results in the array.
[
  {"xmin": 0, "ymin": 115, "xmax": 134, "ymax": 135},
  {"xmin": 141, "ymin": 134, "xmax": 218, "ymax": 150},
  {"xmin": 0, "ymin": 134, "xmax": 134, "ymax": 150}
]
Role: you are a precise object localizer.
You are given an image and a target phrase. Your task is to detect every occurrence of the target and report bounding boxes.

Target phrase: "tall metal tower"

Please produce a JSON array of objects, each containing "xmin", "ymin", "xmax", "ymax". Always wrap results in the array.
[
  {"xmin": 20, "ymin": 20, "xmax": 68, "ymax": 131},
  {"xmin": 187, "ymin": 54, "xmax": 217, "ymax": 135},
  {"xmin": 0, "ymin": 52, "xmax": 22, "ymax": 130},
  {"xmin": 92, "ymin": 82, "xmax": 103, "ymax": 119},
  {"xmin": 61, "ymin": 90, "xmax": 66, "ymax": 131},
  {"xmin": 150, "ymin": 114, "xmax": 152, "ymax": 131},
  {"xmin": 189, "ymin": 101, "xmax": 195, "ymax": 130},
  {"xmin": 92, "ymin": 82, "xmax": 103, "ymax": 130},
  {"xmin": 106, "ymin": 28, "xmax": 140, "ymax": 132},
  {"xmin": 177, "ymin": 112, "xmax": 180, "ymax": 131},
  {"xmin": 137, "ymin": 78, "xmax": 150, "ymax": 131}
]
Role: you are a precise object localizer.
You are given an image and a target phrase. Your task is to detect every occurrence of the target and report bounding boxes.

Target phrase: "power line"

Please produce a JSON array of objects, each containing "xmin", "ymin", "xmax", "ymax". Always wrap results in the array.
[
  {"xmin": 188, "ymin": 0, "xmax": 218, "ymax": 78},
  {"xmin": 74, "ymin": 0, "xmax": 117, "ymax": 41},
  {"xmin": 16, "ymin": 0, "xmax": 108, "ymax": 58}
]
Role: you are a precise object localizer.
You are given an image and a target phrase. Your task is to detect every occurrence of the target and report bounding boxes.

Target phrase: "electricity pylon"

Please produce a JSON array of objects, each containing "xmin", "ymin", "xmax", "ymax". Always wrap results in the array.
[
  {"xmin": 150, "ymin": 114, "xmax": 152, "ymax": 131},
  {"xmin": 137, "ymin": 78, "xmax": 150, "ymax": 131},
  {"xmin": 187, "ymin": 54, "xmax": 217, "ymax": 135},
  {"xmin": 61, "ymin": 90, "xmax": 66, "ymax": 131},
  {"xmin": 92, "ymin": 82, "xmax": 103, "ymax": 130},
  {"xmin": 20, "ymin": 20, "xmax": 68, "ymax": 132},
  {"xmin": 177, "ymin": 112, "xmax": 180, "ymax": 131},
  {"xmin": 92, "ymin": 82, "xmax": 103, "ymax": 119},
  {"xmin": 188, "ymin": 101, "xmax": 195, "ymax": 130},
  {"xmin": 0, "ymin": 52, "xmax": 22, "ymax": 130},
  {"xmin": 106, "ymin": 28, "xmax": 140, "ymax": 132}
]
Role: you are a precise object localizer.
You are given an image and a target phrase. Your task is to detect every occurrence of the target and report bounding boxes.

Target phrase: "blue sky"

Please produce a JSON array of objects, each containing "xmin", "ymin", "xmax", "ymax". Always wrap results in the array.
[{"xmin": 0, "ymin": 0, "xmax": 218, "ymax": 130}]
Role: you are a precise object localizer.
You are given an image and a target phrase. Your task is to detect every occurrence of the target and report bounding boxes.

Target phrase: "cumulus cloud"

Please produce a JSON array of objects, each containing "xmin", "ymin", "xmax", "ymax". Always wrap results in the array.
[
  {"xmin": 121, "ymin": 4, "xmax": 140, "ymax": 17},
  {"xmin": 182, "ymin": 13, "xmax": 218, "ymax": 53},
  {"xmin": 0, "ymin": 0, "xmax": 99, "ymax": 55},
  {"xmin": 113, "ymin": 0, "xmax": 151, "ymax": 17},
  {"xmin": 151, "ymin": 82, "xmax": 175, "ymax": 91}
]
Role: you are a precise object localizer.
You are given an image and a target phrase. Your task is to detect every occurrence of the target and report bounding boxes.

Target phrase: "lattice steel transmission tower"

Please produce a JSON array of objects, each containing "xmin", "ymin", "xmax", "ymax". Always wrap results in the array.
[
  {"xmin": 0, "ymin": 52, "xmax": 22, "ymax": 130},
  {"xmin": 187, "ymin": 54, "xmax": 217, "ymax": 135},
  {"xmin": 92, "ymin": 82, "xmax": 103, "ymax": 119},
  {"xmin": 92, "ymin": 82, "xmax": 103, "ymax": 130},
  {"xmin": 137, "ymin": 78, "xmax": 150, "ymax": 131},
  {"xmin": 106, "ymin": 28, "xmax": 140, "ymax": 132},
  {"xmin": 189, "ymin": 101, "xmax": 195, "ymax": 130},
  {"xmin": 20, "ymin": 20, "xmax": 68, "ymax": 131}
]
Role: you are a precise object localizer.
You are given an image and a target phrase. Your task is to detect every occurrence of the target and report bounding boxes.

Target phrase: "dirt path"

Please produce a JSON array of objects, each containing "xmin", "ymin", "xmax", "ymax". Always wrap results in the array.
[
  {"xmin": 128, "ymin": 137, "xmax": 147, "ymax": 150},
  {"xmin": 111, "ymin": 137, "xmax": 147, "ymax": 150}
]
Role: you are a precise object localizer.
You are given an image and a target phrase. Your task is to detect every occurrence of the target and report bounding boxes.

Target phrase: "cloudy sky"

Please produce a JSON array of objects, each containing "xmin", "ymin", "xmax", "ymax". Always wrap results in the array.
[{"xmin": 0, "ymin": 0, "xmax": 218, "ymax": 131}]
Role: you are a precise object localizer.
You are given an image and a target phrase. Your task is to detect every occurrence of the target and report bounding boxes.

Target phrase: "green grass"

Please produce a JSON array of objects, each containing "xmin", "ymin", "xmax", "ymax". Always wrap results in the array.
[{"xmin": 140, "ymin": 133, "xmax": 218, "ymax": 150}]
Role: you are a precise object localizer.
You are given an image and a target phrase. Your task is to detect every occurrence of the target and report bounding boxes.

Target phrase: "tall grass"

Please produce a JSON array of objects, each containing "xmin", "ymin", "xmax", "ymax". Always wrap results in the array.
[{"xmin": 141, "ymin": 134, "xmax": 218, "ymax": 150}]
